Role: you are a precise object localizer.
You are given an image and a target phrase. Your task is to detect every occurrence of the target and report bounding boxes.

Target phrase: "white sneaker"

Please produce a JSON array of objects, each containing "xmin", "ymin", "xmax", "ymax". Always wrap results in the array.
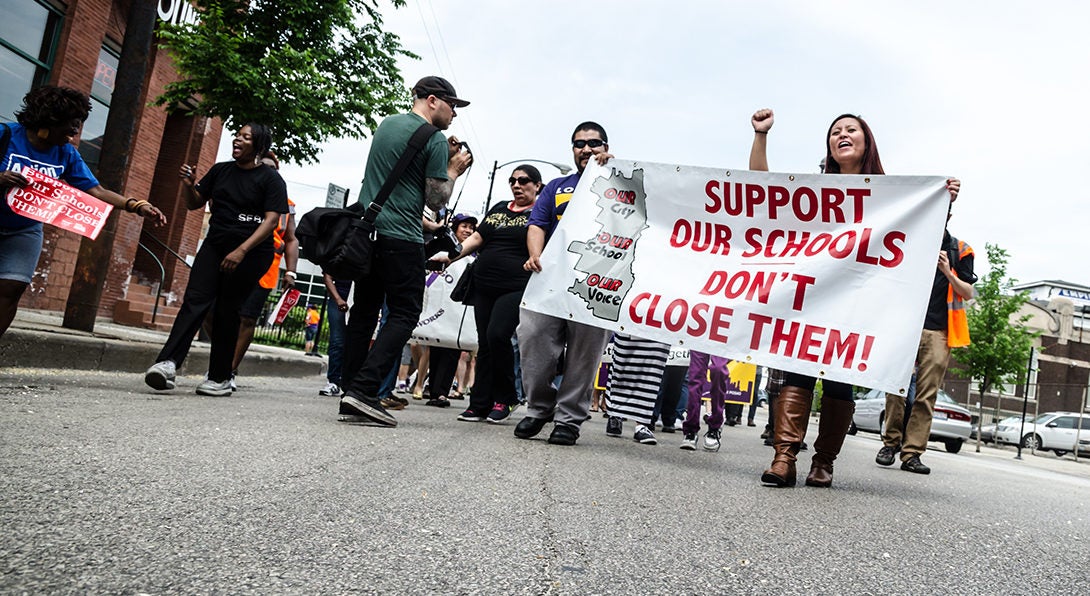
[
  {"xmin": 144, "ymin": 361, "xmax": 176, "ymax": 390},
  {"xmin": 196, "ymin": 378, "xmax": 233, "ymax": 397},
  {"xmin": 703, "ymin": 428, "xmax": 722, "ymax": 452},
  {"xmin": 680, "ymin": 432, "xmax": 698, "ymax": 451},
  {"xmin": 319, "ymin": 382, "xmax": 342, "ymax": 396}
]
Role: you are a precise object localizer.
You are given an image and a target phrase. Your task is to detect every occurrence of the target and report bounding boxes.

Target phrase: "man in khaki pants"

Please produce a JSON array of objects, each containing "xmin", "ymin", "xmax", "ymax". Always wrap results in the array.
[{"xmin": 877, "ymin": 224, "xmax": 975, "ymax": 474}]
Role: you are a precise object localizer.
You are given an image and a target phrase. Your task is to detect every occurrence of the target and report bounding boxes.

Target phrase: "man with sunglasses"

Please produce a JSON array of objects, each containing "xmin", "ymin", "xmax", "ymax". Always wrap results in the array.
[
  {"xmin": 514, "ymin": 122, "xmax": 614, "ymax": 446},
  {"xmin": 337, "ymin": 75, "xmax": 473, "ymax": 427}
]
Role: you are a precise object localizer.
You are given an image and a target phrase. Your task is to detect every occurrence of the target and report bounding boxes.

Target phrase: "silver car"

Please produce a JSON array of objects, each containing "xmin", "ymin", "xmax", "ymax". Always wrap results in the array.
[
  {"xmin": 994, "ymin": 412, "xmax": 1090, "ymax": 457},
  {"xmin": 848, "ymin": 388, "xmax": 973, "ymax": 453}
]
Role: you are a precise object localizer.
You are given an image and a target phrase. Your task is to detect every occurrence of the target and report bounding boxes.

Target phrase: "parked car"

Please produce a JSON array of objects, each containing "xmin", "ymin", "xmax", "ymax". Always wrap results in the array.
[
  {"xmin": 848, "ymin": 388, "xmax": 973, "ymax": 453},
  {"xmin": 993, "ymin": 412, "xmax": 1090, "ymax": 457},
  {"xmin": 973, "ymin": 415, "xmax": 1026, "ymax": 444}
]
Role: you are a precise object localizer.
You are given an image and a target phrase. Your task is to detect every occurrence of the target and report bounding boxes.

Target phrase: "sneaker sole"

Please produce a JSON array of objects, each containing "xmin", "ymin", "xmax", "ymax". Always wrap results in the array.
[
  {"xmin": 485, "ymin": 416, "xmax": 510, "ymax": 424},
  {"xmin": 341, "ymin": 395, "xmax": 398, "ymax": 427},
  {"xmin": 680, "ymin": 443, "xmax": 697, "ymax": 451},
  {"xmin": 195, "ymin": 386, "xmax": 232, "ymax": 397},
  {"xmin": 703, "ymin": 445, "xmax": 721, "ymax": 452},
  {"xmin": 144, "ymin": 371, "xmax": 175, "ymax": 391},
  {"xmin": 635, "ymin": 438, "xmax": 658, "ymax": 445}
]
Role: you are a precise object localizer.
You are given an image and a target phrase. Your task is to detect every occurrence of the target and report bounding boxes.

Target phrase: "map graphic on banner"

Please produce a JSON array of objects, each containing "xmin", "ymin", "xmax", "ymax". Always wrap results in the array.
[
  {"xmin": 567, "ymin": 169, "xmax": 647, "ymax": 321},
  {"xmin": 522, "ymin": 159, "xmax": 951, "ymax": 395}
]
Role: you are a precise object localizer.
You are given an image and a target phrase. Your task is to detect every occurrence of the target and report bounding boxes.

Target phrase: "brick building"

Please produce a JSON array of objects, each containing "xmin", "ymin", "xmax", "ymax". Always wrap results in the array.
[{"xmin": 2, "ymin": 0, "xmax": 221, "ymax": 327}]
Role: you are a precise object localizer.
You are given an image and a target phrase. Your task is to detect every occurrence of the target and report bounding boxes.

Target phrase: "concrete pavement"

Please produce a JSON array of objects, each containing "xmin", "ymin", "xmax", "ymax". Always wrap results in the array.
[
  {"xmin": 0, "ymin": 309, "xmax": 324, "ymax": 378},
  {"xmin": 1, "ymin": 368, "xmax": 1088, "ymax": 594}
]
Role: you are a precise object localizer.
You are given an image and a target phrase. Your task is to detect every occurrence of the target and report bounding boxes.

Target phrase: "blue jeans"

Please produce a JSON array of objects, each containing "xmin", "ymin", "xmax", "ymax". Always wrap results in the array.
[{"xmin": 326, "ymin": 298, "xmax": 347, "ymax": 384}]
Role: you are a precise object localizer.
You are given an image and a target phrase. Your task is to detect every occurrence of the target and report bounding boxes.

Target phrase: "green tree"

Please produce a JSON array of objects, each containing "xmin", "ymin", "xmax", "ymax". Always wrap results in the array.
[
  {"xmin": 156, "ymin": 0, "xmax": 415, "ymax": 163},
  {"xmin": 950, "ymin": 243, "xmax": 1038, "ymax": 399}
]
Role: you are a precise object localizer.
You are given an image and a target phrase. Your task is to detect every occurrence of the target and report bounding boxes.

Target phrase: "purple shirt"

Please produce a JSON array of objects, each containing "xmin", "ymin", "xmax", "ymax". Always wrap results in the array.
[{"xmin": 527, "ymin": 171, "xmax": 582, "ymax": 245}]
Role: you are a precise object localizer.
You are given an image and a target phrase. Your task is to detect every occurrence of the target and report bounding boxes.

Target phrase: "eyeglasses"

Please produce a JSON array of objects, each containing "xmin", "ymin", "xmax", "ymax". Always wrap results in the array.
[
  {"xmin": 439, "ymin": 97, "xmax": 457, "ymax": 112},
  {"xmin": 508, "ymin": 176, "xmax": 534, "ymax": 185},
  {"xmin": 572, "ymin": 139, "xmax": 605, "ymax": 149}
]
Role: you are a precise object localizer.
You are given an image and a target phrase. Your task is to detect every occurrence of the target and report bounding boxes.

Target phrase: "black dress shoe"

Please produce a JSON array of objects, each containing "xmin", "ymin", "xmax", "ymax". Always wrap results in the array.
[
  {"xmin": 547, "ymin": 423, "xmax": 579, "ymax": 446},
  {"xmin": 514, "ymin": 415, "xmax": 553, "ymax": 439},
  {"xmin": 876, "ymin": 445, "xmax": 898, "ymax": 466},
  {"xmin": 900, "ymin": 455, "xmax": 931, "ymax": 475}
]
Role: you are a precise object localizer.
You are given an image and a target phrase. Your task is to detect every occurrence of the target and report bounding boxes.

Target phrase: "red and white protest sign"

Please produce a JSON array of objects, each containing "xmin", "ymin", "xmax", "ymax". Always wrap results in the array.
[
  {"xmin": 5, "ymin": 167, "xmax": 113, "ymax": 240},
  {"xmin": 268, "ymin": 287, "xmax": 301, "ymax": 326},
  {"xmin": 522, "ymin": 159, "xmax": 951, "ymax": 395}
]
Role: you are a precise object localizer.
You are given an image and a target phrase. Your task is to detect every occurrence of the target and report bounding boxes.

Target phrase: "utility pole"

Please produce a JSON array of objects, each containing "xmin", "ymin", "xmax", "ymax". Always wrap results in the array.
[{"xmin": 63, "ymin": 0, "xmax": 159, "ymax": 331}]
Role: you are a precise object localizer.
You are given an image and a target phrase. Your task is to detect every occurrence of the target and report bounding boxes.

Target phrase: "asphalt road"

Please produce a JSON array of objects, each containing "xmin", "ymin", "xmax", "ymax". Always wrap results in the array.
[{"xmin": 2, "ymin": 369, "xmax": 1088, "ymax": 595}]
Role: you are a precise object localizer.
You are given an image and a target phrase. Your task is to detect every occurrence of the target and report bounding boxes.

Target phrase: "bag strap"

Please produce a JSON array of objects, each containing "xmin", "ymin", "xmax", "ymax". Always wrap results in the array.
[{"xmin": 362, "ymin": 121, "xmax": 440, "ymax": 223}]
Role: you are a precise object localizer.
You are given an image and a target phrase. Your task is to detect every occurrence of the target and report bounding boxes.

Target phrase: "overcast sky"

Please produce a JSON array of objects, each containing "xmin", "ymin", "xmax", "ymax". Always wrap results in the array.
[{"xmin": 217, "ymin": 0, "xmax": 1089, "ymax": 286}]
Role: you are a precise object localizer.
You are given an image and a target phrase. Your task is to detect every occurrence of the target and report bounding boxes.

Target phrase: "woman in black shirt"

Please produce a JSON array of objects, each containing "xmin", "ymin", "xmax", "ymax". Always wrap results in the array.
[
  {"xmin": 442, "ymin": 165, "xmax": 543, "ymax": 423},
  {"xmin": 145, "ymin": 123, "xmax": 289, "ymax": 396}
]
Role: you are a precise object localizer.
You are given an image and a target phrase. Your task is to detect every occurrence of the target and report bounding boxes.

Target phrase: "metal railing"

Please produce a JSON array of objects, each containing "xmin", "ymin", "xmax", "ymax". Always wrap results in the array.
[{"xmin": 137, "ymin": 230, "xmax": 191, "ymax": 325}]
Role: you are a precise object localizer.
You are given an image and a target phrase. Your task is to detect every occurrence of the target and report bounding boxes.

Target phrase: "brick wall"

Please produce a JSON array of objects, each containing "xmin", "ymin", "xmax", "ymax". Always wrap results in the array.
[{"xmin": 22, "ymin": 0, "xmax": 223, "ymax": 318}]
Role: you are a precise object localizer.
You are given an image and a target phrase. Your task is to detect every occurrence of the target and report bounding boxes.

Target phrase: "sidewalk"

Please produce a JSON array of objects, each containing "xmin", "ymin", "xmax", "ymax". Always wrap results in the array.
[{"xmin": 0, "ymin": 309, "xmax": 324, "ymax": 378}]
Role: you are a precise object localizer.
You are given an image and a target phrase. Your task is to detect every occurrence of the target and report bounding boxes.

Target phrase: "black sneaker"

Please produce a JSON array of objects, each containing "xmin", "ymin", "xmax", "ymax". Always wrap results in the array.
[
  {"xmin": 900, "ymin": 455, "xmax": 931, "ymax": 475},
  {"xmin": 633, "ymin": 424, "xmax": 657, "ymax": 445},
  {"xmin": 339, "ymin": 393, "xmax": 397, "ymax": 427},
  {"xmin": 457, "ymin": 408, "xmax": 485, "ymax": 422},
  {"xmin": 486, "ymin": 403, "xmax": 519, "ymax": 424},
  {"xmin": 660, "ymin": 422, "xmax": 677, "ymax": 433},
  {"xmin": 514, "ymin": 414, "xmax": 553, "ymax": 439},
  {"xmin": 876, "ymin": 445, "xmax": 898, "ymax": 466},
  {"xmin": 605, "ymin": 416, "xmax": 624, "ymax": 437},
  {"xmin": 425, "ymin": 398, "xmax": 450, "ymax": 408},
  {"xmin": 548, "ymin": 423, "xmax": 579, "ymax": 446}
]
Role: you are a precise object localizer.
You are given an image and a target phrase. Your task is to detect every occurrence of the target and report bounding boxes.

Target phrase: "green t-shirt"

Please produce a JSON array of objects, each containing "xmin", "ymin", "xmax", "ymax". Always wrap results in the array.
[{"xmin": 358, "ymin": 112, "xmax": 449, "ymax": 243}]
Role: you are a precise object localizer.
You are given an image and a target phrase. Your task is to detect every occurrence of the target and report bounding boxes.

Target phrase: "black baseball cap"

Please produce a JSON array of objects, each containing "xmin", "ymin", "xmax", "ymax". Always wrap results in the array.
[{"xmin": 412, "ymin": 76, "xmax": 470, "ymax": 107}]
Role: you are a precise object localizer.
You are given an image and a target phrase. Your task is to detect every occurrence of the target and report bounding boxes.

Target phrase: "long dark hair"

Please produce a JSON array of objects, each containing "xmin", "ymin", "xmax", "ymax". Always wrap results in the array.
[{"xmin": 823, "ymin": 114, "xmax": 885, "ymax": 175}]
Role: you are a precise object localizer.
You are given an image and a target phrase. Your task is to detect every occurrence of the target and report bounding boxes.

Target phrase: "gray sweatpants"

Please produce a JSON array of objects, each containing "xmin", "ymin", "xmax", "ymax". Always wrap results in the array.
[{"xmin": 516, "ymin": 308, "xmax": 612, "ymax": 428}]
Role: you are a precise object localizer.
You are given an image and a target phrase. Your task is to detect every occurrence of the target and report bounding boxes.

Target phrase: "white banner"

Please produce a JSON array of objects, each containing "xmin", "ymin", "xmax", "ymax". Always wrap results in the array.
[
  {"xmin": 522, "ymin": 160, "xmax": 949, "ymax": 395},
  {"xmin": 411, "ymin": 258, "xmax": 478, "ymax": 351}
]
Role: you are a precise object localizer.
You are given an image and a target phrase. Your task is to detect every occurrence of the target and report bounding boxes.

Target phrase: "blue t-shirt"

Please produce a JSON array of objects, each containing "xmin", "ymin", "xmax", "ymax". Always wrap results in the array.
[
  {"xmin": 526, "ymin": 171, "xmax": 582, "ymax": 245},
  {"xmin": 1, "ymin": 123, "xmax": 100, "ymax": 229}
]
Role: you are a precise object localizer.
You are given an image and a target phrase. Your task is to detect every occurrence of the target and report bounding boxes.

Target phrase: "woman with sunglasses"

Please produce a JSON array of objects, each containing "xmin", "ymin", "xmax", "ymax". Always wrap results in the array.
[
  {"xmin": 749, "ymin": 108, "xmax": 959, "ymax": 488},
  {"xmin": 435, "ymin": 165, "xmax": 544, "ymax": 423}
]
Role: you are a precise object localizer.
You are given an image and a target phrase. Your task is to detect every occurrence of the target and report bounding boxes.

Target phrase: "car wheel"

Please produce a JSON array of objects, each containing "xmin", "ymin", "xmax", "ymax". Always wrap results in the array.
[
  {"xmin": 847, "ymin": 420, "xmax": 857, "ymax": 436},
  {"xmin": 1054, "ymin": 450, "xmax": 1068, "ymax": 457},
  {"xmin": 944, "ymin": 439, "xmax": 963, "ymax": 454},
  {"xmin": 1021, "ymin": 433, "xmax": 1041, "ymax": 451}
]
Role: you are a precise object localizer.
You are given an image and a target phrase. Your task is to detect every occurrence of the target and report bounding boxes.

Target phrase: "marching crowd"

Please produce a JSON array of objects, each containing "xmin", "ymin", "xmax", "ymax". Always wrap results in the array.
[{"xmin": 0, "ymin": 76, "xmax": 974, "ymax": 488}]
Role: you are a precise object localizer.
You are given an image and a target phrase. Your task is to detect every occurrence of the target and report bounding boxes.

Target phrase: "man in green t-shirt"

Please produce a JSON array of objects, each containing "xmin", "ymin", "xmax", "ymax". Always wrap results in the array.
[{"xmin": 339, "ymin": 76, "xmax": 473, "ymax": 428}]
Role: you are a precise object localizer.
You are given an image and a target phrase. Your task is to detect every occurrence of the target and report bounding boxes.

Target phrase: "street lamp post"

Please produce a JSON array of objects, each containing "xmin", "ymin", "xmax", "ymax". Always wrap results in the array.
[{"xmin": 484, "ymin": 159, "xmax": 571, "ymax": 214}]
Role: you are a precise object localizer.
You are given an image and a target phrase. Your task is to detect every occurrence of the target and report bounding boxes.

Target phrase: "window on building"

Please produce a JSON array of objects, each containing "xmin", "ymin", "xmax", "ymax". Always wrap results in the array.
[
  {"xmin": 0, "ymin": 0, "xmax": 62, "ymax": 124},
  {"xmin": 77, "ymin": 46, "xmax": 119, "ymax": 173}
]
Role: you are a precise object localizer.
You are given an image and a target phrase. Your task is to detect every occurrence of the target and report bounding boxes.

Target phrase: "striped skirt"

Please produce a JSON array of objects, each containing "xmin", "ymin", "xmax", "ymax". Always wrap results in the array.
[{"xmin": 605, "ymin": 334, "xmax": 671, "ymax": 425}]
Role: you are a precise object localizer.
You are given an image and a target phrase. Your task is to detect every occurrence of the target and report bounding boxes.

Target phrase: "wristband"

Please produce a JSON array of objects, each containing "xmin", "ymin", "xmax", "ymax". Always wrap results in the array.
[
  {"xmin": 285, "ymin": 271, "xmax": 297, "ymax": 279},
  {"xmin": 754, "ymin": 131, "xmax": 768, "ymax": 135}
]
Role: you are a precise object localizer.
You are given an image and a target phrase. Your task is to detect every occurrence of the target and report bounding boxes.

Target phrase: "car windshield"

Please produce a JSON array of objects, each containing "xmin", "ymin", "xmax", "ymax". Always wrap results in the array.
[
  {"xmin": 1032, "ymin": 413, "xmax": 1053, "ymax": 424},
  {"xmin": 936, "ymin": 390, "xmax": 957, "ymax": 405}
]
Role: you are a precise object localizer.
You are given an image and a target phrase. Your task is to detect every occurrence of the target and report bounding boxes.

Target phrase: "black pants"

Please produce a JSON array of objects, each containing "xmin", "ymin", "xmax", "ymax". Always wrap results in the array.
[
  {"xmin": 428, "ymin": 347, "xmax": 461, "ymax": 400},
  {"xmin": 652, "ymin": 365, "xmax": 687, "ymax": 426},
  {"xmin": 156, "ymin": 239, "xmax": 272, "ymax": 382},
  {"xmin": 468, "ymin": 286, "xmax": 524, "ymax": 414},
  {"xmin": 343, "ymin": 237, "xmax": 424, "ymax": 397}
]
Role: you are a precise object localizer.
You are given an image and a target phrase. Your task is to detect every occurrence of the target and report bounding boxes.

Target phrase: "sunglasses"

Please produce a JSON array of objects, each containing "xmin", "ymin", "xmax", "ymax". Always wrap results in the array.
[
  {"xmin": 572, "ymin": 139, "xmax": 605, "ymax": 149},
  {"xmin": 508, "ymin": 176, "xmax": 535, "ymax": 185}
]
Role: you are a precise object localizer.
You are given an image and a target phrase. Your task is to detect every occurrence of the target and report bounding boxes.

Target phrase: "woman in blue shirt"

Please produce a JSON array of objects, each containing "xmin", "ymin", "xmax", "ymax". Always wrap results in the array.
[{"xmin": 0, "ymin": 85, "xmax": 166, "ymax": 340}]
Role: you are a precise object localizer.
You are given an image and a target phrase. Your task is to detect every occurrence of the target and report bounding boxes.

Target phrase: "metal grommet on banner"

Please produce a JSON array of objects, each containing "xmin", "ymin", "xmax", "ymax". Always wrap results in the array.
[
  {"xmin": 619, "ymin": 326, "xmax": 625, "ymax": 331},
  {"xmin": 725, "ymin": 171, "xmax": 731, "ymax": 177},
  {"xmin": 864, "ymin": 177, "xmax": 871, "ymax": 183},
  {"xmin": 817, "ymin": 370, "xmax": 826, "ymax": 377},
  {"xmin": 745, "ymin": 355, "xmax": 752, "ymax": 361},
  {"xmin": 788, "ymin": 175, "xmax": 795, "ymax": 181}
]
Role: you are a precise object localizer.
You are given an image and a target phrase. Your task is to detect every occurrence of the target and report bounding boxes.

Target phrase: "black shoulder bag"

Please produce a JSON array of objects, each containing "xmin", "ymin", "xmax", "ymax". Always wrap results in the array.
[{"xmin": 297, "ymin": 122, "xmax": 439, "ymax": 280}]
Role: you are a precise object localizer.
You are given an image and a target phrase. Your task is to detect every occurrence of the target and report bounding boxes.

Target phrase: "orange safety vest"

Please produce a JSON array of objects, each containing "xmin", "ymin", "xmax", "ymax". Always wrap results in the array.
[
  {"xmin": 259, "ymin": 198, "xmax": 295, "ymax": 290},
  {"xmin": 946, "ymin": 239, "xmax": 973, "ymax": 348}
]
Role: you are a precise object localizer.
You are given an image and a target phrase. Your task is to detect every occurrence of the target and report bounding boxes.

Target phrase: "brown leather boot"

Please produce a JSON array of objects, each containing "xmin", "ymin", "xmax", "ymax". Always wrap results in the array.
[
  {"xmin": 805, "ymin": 398, "xmax": 856, "ymax": 487},
  {"xmin": 761, "ymin": 386, "xmax": 813, "ymax": 487}
]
